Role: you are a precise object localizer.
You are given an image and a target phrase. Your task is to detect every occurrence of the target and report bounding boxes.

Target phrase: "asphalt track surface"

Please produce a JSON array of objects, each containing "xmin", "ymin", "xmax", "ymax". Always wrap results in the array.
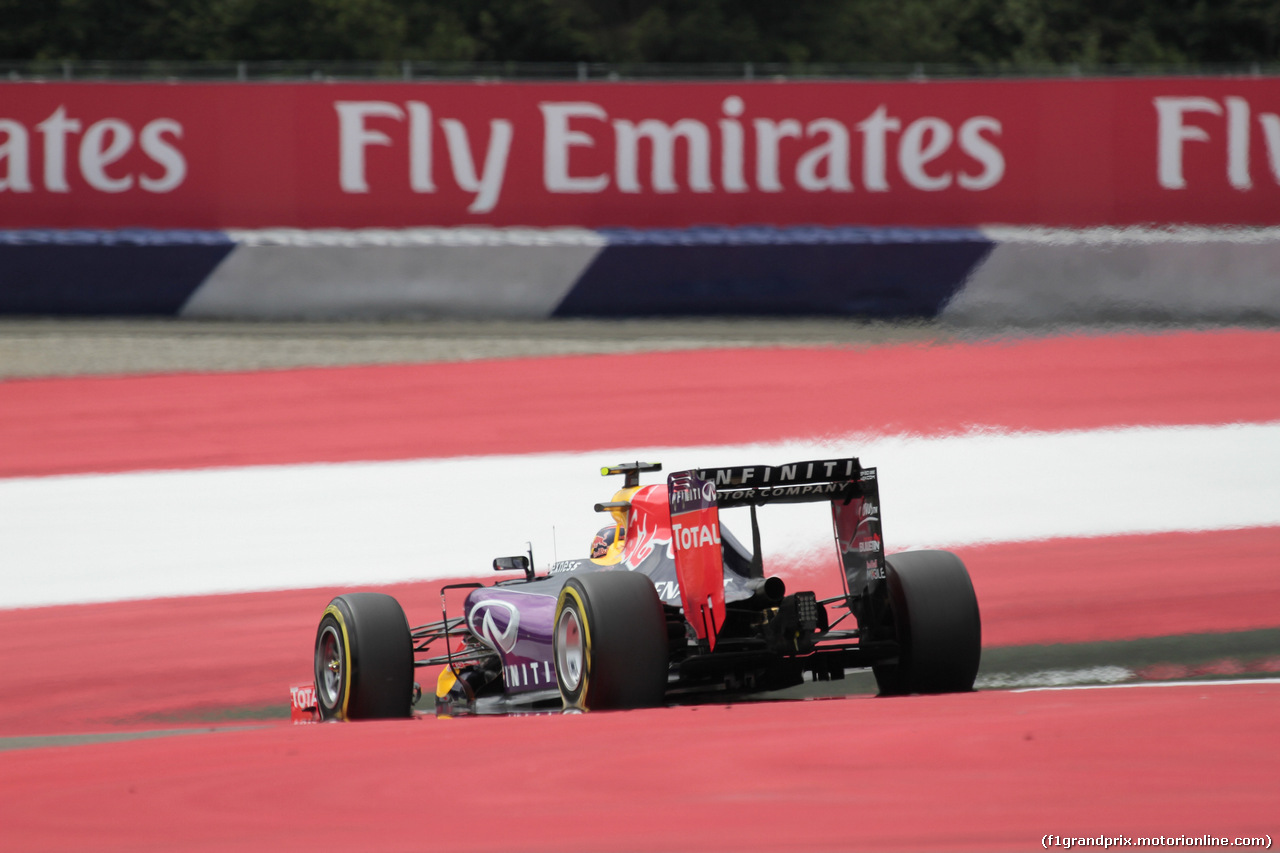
[
  {"xmin": 0, "ymin": 317, "xmax": 952, "ymax": 380},
  {"xmin": 2, "ymin": 320, "xmax": 1278, "ymax": 851}
]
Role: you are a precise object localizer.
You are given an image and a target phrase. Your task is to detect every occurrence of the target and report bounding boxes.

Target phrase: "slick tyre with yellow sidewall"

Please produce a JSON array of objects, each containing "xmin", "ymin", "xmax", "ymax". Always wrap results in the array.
[
  {"xmin": 553, "ymin": 572, "xmax": 668, "ymax": 710},
  {"xmin": 314, "ymin": 592, "xmax": 414, "ymax": 720}
]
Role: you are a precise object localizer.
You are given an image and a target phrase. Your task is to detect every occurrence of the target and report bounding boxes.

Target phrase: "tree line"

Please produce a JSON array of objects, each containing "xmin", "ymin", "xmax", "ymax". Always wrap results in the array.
[{"xmin": 1, "ymin": 0, "xmax": 1276, "ymax": 68}]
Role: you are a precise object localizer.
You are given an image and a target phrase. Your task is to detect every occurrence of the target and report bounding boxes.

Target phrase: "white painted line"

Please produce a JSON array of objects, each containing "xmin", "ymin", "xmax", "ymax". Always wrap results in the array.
[
  {"xmin": 2, "ymin": 422, "xmax": 1278, "ymax": 608},
  {"xmin": 977, "ymin": 666, "xmax": 1133, "ymax": 690},
  {"xmin": 1013, "ymin": 677, "xmax": 1280, "ymax": 693}
]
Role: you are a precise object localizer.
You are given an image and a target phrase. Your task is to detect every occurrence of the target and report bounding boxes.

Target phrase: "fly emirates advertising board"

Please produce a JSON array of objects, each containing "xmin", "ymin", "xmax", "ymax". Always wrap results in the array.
[{"xmin": 0, "ymin": 78, "xmax": 1278, "ymax": 229}]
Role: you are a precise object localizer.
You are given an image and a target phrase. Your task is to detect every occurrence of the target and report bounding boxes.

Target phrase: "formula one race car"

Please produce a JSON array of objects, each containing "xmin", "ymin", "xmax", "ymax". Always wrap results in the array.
[{"xmin": 306, "ymin": 457, "xmax": 981, "ymax": 719}]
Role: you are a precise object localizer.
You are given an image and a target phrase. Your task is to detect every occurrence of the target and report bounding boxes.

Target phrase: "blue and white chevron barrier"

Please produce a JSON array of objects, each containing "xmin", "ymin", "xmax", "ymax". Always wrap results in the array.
[{"xmin": 2, "ymin": 226, "xmax": 1279, "ymax": 322}]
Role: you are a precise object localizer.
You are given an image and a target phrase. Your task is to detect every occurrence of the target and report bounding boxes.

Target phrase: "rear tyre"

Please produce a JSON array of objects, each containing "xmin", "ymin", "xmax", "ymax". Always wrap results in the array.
[
  {"xmin": 314, "ymin": 592, "xmax": 414, "ymax": 720},
  {"xmin": 554, "ymin": 572, "xmax": 668, "ymax": 710},
  {"xmin": 872, "ymin": 550, "xmax": 981, "ymax": 696}
]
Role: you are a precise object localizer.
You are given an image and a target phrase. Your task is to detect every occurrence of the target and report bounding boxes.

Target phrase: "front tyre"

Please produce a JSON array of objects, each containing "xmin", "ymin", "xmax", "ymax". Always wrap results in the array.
[
  {"xmin": 314, "ymin": 592, "xmax": 414, "ymax": 720},
  {"xmin": 872, "ymin": 550, "xmax": 981, "ymax": 696},
  {"xmin": 554, "ymin": 572, "xmax": 668, "ymax": 710}
]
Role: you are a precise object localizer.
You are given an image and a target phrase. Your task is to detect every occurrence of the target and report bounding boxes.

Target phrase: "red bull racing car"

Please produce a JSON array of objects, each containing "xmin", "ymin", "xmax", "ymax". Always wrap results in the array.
[{"xmin": 304, "ymin": 456, "xmax": 981, "ymax": 719}]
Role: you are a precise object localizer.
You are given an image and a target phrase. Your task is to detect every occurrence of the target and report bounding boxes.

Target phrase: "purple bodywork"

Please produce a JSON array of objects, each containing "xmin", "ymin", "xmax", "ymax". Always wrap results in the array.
[{"xmin": 463, "ymin": 583, "xmax": 562, "ymax": 695}]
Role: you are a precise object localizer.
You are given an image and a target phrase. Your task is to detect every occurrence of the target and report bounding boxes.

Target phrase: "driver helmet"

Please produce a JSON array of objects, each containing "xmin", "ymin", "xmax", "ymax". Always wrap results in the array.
[{"xmin": 590, "ymin": 526, "xmax": 617, "ymax": 558}]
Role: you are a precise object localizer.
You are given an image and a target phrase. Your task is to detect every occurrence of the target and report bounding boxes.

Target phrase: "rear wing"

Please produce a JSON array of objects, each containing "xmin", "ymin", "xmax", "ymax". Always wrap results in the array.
[{"xmin": 692, "ymin": 456, "xmax": 886, "ymax": 601}]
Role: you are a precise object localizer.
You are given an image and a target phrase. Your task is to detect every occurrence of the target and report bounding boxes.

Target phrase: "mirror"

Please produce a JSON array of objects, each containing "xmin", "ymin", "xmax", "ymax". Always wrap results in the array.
[
  {"xmin": 493, "ymin": 555, "xmax": 530, "ymax": 572},
  {"xmin": 494, "ymin": 540, "xmax": 535, "ymax": 581}
]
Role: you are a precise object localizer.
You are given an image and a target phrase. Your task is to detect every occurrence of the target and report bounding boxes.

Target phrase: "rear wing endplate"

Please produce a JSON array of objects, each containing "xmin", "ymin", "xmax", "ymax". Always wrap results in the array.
[
  {"xmin": 667, "ymin": 470, "xmax": 727, "ymax": 651},
  {"xmin": 830, "ymin": 467, "xmax": 886, "ymax": 598}
]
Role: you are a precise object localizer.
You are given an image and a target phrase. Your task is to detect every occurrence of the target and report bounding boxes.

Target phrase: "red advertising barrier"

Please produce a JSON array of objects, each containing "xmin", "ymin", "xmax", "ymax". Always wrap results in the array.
[{"xmin": 1, "ymin": 78, "xmax": 1278, "ymax": 229}]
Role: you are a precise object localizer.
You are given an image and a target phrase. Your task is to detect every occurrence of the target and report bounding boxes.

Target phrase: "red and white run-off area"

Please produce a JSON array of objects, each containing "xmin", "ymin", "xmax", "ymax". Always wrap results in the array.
[{"xmin": 2, "ymin": 329, "xmax": 1278, "ymax": 851}]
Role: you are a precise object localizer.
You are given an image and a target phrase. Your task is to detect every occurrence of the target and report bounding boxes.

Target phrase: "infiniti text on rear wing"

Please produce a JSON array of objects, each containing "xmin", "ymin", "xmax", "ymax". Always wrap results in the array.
[{"xmin": 695, "ymin": 458, "xmax": 861, "ymax": 506}]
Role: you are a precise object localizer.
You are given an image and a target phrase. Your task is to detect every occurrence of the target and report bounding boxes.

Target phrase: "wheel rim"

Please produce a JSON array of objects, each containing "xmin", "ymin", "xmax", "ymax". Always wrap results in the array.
[
  {"xmin": 318, "ymin": 624, "xmax": 344, "ymax": 708},
  {"xmin": 556, "ymin": 607, "xmax": 585, "ymax": 692}
]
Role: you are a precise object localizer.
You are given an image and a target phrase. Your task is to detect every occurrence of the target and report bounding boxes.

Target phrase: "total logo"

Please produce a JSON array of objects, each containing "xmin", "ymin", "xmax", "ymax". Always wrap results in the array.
[
  {"xmin": 289, "ymin": 683, "xmax": 319, "ymax": 723},
  {"xmin": 468, "ymin": 600, "xmax": 521, "ymax": 654},
  {"xmin": 290, "ymin": 684, "xmax": 317, "ymax": 711},
  {"xmin": 671, "ymin": 522, "xmax": 721, "ymax": 550}
]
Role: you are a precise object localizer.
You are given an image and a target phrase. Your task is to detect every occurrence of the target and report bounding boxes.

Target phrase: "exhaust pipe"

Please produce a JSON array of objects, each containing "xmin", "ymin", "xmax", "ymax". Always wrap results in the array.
[{"xmin": 744, "ymin": 575, "xmax": 786, "ymax": 606}]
